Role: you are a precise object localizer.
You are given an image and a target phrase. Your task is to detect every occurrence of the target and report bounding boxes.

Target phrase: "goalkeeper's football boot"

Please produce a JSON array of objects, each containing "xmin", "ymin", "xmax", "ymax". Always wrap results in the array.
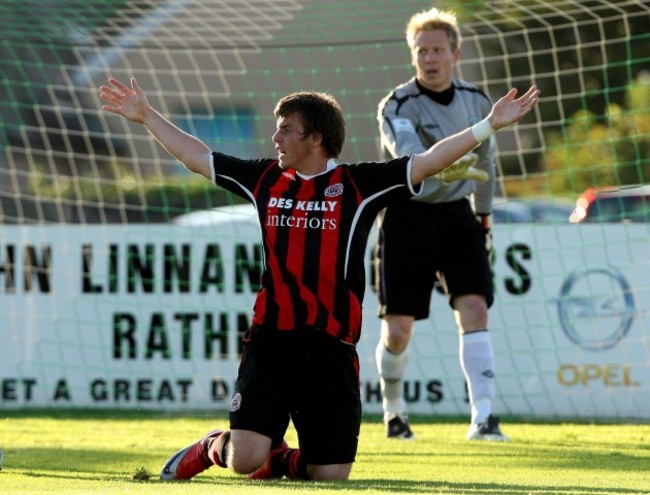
[
  {"xmin": 386, "ymin": 413, "xmax": 415, "ymax": 439},
  {"xmin": 248, "ymin": 438, "xmax": 290, "ymax": 479},
  {"xmin": 160, "ymin": 429, "xmax": 225, "ymax": 480},
  {"xmin": 467, "ymin": 415, "xmax": 510, "ymax": 442}
]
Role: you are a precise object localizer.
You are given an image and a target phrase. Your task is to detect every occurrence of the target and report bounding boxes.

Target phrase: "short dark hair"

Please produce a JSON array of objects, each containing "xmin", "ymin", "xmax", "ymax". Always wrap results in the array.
[{"xmin": 274, "ymin": 91, "xmax": 346, "ymax": 158}]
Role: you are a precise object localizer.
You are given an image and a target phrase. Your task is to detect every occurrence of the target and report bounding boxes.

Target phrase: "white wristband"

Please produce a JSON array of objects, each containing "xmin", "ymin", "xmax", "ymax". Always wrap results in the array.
[{"xmin": 471, "ymin": 118, "xmax": 494, "ymax": 143}]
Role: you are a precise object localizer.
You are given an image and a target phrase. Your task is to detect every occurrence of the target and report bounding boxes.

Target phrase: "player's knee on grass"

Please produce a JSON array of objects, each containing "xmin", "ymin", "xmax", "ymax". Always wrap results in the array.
[
  {"xmin": 228, "ymin": 432, "xmax": 273, "ymax": 474},
  {"xmin": 308, "ymin": 463, "xmax": 352, "ymax": 481}
]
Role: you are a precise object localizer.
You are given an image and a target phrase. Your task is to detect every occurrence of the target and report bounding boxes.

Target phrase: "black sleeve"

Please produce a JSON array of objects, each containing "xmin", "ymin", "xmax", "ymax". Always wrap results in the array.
[
  {"xmin": 211, "ymin": 152, "xmax": 276, "ymax": 201},
  {"xmin": 347, "ymin": 156, "xmax": 420, "ymax": 203}
]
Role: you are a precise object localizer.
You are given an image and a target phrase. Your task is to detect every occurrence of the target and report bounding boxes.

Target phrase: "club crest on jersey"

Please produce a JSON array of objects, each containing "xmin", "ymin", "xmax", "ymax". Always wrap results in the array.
[{"xmin": 324, "ymin": 183, "xmax": 344, "ymax": 197}]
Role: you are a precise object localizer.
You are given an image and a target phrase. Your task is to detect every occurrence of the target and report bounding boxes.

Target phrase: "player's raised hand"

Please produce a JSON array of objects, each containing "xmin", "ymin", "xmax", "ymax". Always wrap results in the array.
[
  {"xmin": 100, "ymin": 77, "xmax": 149, "ymax": 124},
  {"xmin": 488, "ymin": 85, "xmax": 540, "ymax": 131}
]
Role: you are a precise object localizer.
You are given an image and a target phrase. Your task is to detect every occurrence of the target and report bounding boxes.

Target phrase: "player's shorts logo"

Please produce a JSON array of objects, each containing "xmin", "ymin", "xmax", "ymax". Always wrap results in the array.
[
  {"xmin": 229, "ymin": 392, "xmax": 242, "ymax": 412},
  {"xmin": 555, "ymin": 266, "xmax": 635, "ymax": 351}
]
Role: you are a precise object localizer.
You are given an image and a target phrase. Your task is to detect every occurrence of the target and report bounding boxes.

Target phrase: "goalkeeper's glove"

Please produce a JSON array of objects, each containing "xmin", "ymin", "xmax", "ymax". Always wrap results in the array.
[
  {"xmin": 476, "ymin": 213, "xmax": 494, "ymax": 266},
  {"xmin": 439, "ymin": 153, "xmax": 488, "ymax": 183}
]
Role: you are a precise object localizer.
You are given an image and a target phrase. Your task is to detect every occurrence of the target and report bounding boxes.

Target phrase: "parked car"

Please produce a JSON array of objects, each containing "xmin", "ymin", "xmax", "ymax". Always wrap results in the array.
[
  {"xmin": 491, "ymin": 199, "xmax": 574, "ymax": 224},
  {"xmin": 568, "ymin": 185, "xmax": 650, "ymax": 223},
  {"xmin": 172, "ymin": 203, "xmax": 256, "ymax": 226}
]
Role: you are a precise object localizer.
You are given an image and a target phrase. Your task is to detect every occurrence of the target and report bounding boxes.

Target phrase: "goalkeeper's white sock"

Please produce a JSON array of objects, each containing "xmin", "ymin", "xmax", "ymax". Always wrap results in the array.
[
  {"xmin": 375, "ymin": 339, "xmax": 409, "ymax": 420},
  {"xmin": 459, "ymin": 330, "xmax": 495, "ymax": 425}
]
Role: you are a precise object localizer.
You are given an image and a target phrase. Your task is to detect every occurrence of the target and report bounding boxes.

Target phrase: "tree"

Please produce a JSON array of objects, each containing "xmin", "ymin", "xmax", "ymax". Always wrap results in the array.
[{"xmin": 544, "ymin": 72, "xmax": 650, "ymax": 195}]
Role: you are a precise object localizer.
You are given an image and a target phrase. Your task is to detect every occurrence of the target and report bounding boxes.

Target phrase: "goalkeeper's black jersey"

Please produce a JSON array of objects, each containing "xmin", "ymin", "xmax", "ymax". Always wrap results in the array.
[
  {"xmin": 210, "ymin": 152, "xmax": 418, "ymax": 344},
  {"xmin": 377, "ymin": 77, "xmax": 495, "ymax": 212}
]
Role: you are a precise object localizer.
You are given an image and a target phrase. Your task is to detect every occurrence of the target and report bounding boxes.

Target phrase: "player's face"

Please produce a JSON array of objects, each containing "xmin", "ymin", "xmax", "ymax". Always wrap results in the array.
[
  {"xmin": 411, "ymin": 29, "xmax": 459, "ymax": 92},
  {"xmin": 272, "ymin": 113, "xmax": 313, "ymax": 170}
]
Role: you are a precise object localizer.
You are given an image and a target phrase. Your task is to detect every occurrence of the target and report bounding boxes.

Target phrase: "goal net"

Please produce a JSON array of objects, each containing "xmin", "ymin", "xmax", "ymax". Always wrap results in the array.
[{"xmin": 1, "ymin": 0, "xmax": 649, "ymax": 419}]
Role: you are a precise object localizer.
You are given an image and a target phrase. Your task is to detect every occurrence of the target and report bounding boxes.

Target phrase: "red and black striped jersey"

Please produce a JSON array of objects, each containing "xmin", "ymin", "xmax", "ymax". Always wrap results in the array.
[{"xmin": 211, "ymin": 152, "xmax": 418, "ymax": 344}]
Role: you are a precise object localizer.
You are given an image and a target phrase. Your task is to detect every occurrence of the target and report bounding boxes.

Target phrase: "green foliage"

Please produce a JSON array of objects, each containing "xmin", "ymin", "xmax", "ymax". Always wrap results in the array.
[
  {"xmin": 28, "ymin": 161, "xmax": 244, "ymax": 222},
  {"xmin": 544, "ymin": 73, "xmax": 650, "ymax": 195}
]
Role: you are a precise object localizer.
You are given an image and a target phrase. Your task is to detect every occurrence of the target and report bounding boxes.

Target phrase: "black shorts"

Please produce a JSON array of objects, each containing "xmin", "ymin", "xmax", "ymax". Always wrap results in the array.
[
  {"xmin": 373, "ymin": 198, "xmax": 494, "ymax": 320},
  {"xmin": 229, "ymin": 325, "xmax": 361, "ymax": 465}
]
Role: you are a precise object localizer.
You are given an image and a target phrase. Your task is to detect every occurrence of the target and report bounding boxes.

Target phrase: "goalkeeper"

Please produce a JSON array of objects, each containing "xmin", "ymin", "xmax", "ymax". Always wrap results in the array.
[{"xmin": 373, "ymin": 7, "xmax": 510, "ymax": 442}]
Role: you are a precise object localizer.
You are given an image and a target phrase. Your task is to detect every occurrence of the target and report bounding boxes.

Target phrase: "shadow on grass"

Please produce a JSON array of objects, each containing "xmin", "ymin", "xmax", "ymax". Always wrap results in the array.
[
  {"xmin": 342, "ymin": 478, "xmax": 645, "ymax": 495},
  {"xmin": 362, "ymin": 445, "xmax": 650, "ymax": 474},
  {"xmin": 13, "ymin": 470, "xmax": 648, "ymax": 495},
  {"xmin": 3, "ymin": 446, "xmax": 165, "ymax": 479},
  {"xmin": 3, "ymin": 409, "xmax": 643, "ymax": 425}
]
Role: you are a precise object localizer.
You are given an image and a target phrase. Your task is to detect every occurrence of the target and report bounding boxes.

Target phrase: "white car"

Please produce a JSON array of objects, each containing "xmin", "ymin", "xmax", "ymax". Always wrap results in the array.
[
  {"xmin": 491, "ymin": 199, "xmax": 573, "ymax": 224},
  {"xmin": 172, "ymin": 203, "xmax": 257, "ymax": 226}
]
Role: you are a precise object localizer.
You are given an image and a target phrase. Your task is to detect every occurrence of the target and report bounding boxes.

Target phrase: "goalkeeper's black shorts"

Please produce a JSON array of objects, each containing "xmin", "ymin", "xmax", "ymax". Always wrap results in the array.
[
  {"xmin": 229, "ymin": 324, "xmax": 361, "ymax": 465},
  {"xmin": 373, "ymin": 197, "xmax": 494, "ymax": 320}
]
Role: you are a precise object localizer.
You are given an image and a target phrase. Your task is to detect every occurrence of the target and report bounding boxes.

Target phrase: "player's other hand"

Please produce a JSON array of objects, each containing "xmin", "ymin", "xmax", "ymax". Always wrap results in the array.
[
  {"xmin": 100, "ymin": 77, "xmax": 150, "ymax": 124},
  {"xmin": 439, "ymin": 153, "xmax": 488, "ymax": 183}
]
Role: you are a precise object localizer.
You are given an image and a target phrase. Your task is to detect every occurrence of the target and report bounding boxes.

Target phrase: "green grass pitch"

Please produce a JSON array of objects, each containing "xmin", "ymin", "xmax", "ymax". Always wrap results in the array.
[{"xmin": 1, "ymin": 410, "xmax": 648, "ymax": 494}]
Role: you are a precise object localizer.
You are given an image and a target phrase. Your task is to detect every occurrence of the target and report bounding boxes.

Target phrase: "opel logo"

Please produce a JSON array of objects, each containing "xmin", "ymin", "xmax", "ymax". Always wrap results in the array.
[{"xmin": 556, "ymin": 267, "xmax": 635, "ymax": 351}]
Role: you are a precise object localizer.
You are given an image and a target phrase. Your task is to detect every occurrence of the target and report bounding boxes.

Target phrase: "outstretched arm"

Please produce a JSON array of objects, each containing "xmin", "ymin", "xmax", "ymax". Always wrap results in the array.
[
  {"xmin": 100, "ymin": 77, "xmax": 212, "ymax": 180},
  {"xmin": 411, "ymin": 86, "xmax": 540, "ymax": 185}
]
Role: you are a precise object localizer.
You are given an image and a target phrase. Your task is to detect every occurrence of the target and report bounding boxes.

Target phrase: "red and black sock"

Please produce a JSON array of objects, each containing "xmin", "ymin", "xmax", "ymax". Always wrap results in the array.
[
  {"xmin": 204, "ymin": 430, "xmax": 230, "ymax": 468},
  {"xmin": 283, "ymin": 449, "xmax": 309, "ymax": 480}
]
